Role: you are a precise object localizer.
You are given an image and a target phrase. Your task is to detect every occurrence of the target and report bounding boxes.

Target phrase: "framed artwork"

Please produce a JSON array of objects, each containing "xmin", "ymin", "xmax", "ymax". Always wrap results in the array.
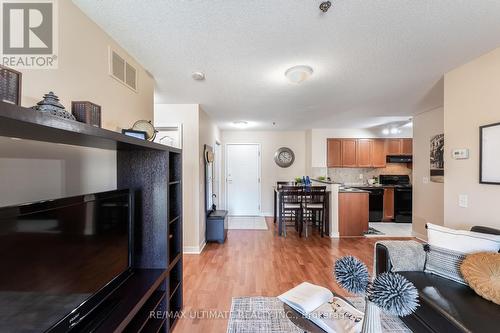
[
  {"xmin": 430, "ymin": 134, "xmax": 444, "ymax": 183},
  {"xmin": 0, "ymin": 64, "xmax": 22, "ymax": 105},
  {"xmin": 480, "ymin": 122, "xmax": 500, "ymax": 185}
]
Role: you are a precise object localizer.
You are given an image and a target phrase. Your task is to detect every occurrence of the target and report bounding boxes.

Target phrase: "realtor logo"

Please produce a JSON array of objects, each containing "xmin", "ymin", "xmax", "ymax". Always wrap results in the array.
[{"xmin": 1, "ymin": 0, "xmax": 58, "ymax": 69}]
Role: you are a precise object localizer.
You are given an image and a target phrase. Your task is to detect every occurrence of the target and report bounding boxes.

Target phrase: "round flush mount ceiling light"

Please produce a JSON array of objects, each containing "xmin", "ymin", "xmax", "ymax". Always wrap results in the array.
[
  {"xmin": 233, "ymin": 121, "xmax": 248, "ymax": 128},
  {"xmin": 285, "ymin": 65, "xmax": 314, "ymax": 83},
  {"xmin": 192, "ymin": 72, "xmax": 205, "ymax": 81}
]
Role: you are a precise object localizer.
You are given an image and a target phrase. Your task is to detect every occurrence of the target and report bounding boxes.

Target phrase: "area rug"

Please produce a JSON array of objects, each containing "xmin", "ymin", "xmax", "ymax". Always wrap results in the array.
[
  {"xmin": 228, "ymin": 216, "xmax": 268, "ymax": 230},
  {"xmin": 226, "ymin": 296, "xmax": 411, "ymax": 333}
]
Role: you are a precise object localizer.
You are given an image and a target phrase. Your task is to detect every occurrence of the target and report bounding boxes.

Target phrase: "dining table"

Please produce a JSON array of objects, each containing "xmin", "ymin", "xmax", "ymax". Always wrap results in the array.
[{"xmin": 273, "ymin": 185, "xmax": 330, "ymax": 237}]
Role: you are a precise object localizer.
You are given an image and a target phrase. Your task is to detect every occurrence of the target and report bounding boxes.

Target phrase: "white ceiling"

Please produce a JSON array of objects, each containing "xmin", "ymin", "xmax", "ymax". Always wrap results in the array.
[{"xmin": 73, "ymin": 0, "xmax": 500, "ymax": 130}]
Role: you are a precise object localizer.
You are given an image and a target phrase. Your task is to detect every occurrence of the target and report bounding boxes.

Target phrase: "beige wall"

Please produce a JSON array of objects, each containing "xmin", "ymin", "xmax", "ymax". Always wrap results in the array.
[
  {"xmin": 154, "ymin": 104, "xmax": 201, "ymax": 252},
  {"xmin": 412, "ymin": 107, "xmax": 444, "ymax": 239},
  {"xmin": 20, "ymin": 0, "xmax": 154, "ymax": 131},
  {"xmin": 221, "ymin": 130, "xmax": 307, "ymax": 215},
  {"xmin": 199, "ymin": 108, "xmax": 221, "ymax": 249},
  {"xmin": 444, "ymin": 47, "xmax": 500, "ymax": 230},
  {"xmin": 0, "ymin": 0, "xmax": 153, "ymax": 207}
]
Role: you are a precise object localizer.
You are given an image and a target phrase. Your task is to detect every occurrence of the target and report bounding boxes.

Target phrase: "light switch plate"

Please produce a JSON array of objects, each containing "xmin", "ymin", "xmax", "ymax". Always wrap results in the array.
[
  {"xmin": 452, "ymin": 148, "xmax": 469, "ymax": 160},
  {"xmin": 459, "ymin": 194, "xmax": 468, "ymax": 208}
]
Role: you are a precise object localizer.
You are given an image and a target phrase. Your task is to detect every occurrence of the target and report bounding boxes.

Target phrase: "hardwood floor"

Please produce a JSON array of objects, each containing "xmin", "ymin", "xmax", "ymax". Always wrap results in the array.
[{"xmin": 173, "ymin": 217, "xmax": 412, "ymax": 332}]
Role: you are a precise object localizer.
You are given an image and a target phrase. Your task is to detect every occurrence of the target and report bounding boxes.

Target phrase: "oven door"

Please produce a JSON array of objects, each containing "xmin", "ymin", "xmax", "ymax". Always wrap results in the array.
[{"xmin": 394, "ymin": 187, "xmax": 412, "ymax": 223}]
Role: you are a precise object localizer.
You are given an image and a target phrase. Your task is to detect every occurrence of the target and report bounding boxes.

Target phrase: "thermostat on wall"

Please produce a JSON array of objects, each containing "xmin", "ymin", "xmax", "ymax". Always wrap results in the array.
[{"xmin": 452, "ymin": 148, "xmax": 469, "ymax": 160}]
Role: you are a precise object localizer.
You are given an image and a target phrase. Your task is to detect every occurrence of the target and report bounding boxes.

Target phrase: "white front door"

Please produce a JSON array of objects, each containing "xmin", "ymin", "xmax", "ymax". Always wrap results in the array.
[{"xmin": 226, "ymin": 144, "xmax": 261, "ymax": 215}]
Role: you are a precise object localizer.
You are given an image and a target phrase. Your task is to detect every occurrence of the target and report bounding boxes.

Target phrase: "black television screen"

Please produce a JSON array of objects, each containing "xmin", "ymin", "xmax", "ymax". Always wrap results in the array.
[{"xmin": 0, "ymin": 189, "xmax": 132, "ymax": 333}]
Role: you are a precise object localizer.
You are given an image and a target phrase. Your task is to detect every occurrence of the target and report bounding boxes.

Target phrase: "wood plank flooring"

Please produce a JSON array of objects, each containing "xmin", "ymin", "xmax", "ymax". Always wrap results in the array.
[{"xmin": 173, "ymin": 217, "xmax": 412, "ymax": 332}]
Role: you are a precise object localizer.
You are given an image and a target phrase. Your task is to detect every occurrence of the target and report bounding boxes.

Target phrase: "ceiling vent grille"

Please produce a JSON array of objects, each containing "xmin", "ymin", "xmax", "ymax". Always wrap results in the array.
[{"xmin": 109, "ymin": 48, "xmax": 137, "ymax": 91}]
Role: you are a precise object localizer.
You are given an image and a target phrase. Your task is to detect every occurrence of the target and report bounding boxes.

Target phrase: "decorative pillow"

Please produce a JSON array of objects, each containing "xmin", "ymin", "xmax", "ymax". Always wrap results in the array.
[
  {"xmin": 426, "ymin": 223, "xmax": 500, "ymax": 253},
  {"xmin": 424, "ymin": 244, "xmax": 468, "ymax": 285},
  {"xmin": 424, "ymin": 224, "xmax": 500, "ymax": 284},
  {"xmin": 461, "ymin": 252, "xmax": 500, "ymax": 305}
]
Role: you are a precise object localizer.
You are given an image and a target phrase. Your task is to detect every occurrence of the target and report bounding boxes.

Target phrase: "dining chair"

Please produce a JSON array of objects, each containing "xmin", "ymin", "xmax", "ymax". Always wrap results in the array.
[
  {"xmin": 278, "ymin": 185, "xmax": 303, "ymax": 237},
  {"xmin": 277, "ymin": 181, "xmax": 296, "ymax": 188},
  {"xmin": 302, "ymin": 186, "xmax": 327, "ymax": 237}
]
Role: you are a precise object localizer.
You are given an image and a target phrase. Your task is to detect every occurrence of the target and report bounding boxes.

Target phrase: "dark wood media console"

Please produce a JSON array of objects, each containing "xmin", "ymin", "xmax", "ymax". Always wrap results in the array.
[{"xmin": 0, "ymin": 102, "xmax": 183, "ymax": 333}]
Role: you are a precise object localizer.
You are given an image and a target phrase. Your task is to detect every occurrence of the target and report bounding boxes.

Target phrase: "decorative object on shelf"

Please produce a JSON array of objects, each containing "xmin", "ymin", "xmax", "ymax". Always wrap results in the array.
[
  {"xmin": 32, "ymin": 92, "xmax": 76, "ymax": 120},
  {"xmin": 430, "ymin": 133, "xmax": 444, "ymax": 183},
  {"xmin": 295, "ymin": 176, "xmax": 302, "ymax": 184},
  {"xmin": 71, "ymin": 101, "xmax": 102, "ymax": 127},
  {"xmin": 461, "ymin": 252, "xmax": 500, "ymax": 305},
  {"xmin": 480, "ymin": 122, "xmax": 500, "ymax": 185},
  {"xmin": 122, "ymin": 129, "xmax": 147, "ymax": 140},
  {"xmin": 334, "ymin": 256, "xmax": 419, "ymax": 333},
  {"xmin": 319, "ymin": 1, "xmax": 332, "ymax": 13},
  {"xmin": 132, "ymin": 120, "xmax": 157, "ymax": 141},
  {"xmin": 211, "ymin": 194, "xmax": 217, "ymax": 212},
  {"xmin": 205, "ymin": 148, "xmax": 215, "ymax": 164},
  {"xmin": 0, "ymin": 64, "xmax": 21, "ymax": 105},
  {"xmin": 274, "ymin": 147, "xmax": 295, "ymax": 168}
]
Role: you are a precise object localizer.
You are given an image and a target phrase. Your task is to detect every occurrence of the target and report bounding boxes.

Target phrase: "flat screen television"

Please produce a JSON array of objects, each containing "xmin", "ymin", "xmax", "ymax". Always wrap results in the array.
[{"xmin": 0, "ymin": 189, "xmax": 133, "ymax": 333}]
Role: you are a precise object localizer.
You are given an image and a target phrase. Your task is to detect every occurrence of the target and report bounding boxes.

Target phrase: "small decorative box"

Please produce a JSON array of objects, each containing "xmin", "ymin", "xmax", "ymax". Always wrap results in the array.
[{"xmin": 71, "ymin": 101, "xmax": 102, "ymax": 127}]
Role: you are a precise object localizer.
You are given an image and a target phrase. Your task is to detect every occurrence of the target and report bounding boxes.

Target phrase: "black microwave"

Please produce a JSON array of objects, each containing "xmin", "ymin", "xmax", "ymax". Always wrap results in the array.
[{"xmin": 386, "ymin": 155, "xmax": 412, "ymax": 163}]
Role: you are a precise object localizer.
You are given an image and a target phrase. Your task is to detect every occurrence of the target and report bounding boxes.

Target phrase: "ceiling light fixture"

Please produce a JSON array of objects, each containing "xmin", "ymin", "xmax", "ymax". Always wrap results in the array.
[
  {"xmin": 233, "ymin": 121, "xmax": 248, "ymax": 128},
  {"xmin": 285, "ymin": 65, "xmax": 314, "ymax": 83},
  {"xmin": 192, "ymin": 72, "xmax": 205, "ymax": 81}
]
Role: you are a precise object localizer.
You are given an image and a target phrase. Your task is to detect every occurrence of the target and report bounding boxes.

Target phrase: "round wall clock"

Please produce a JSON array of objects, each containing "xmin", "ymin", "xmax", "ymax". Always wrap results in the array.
[{"xmin": 274, "ymin": 147, "xmax": 295, "ymax": 168}]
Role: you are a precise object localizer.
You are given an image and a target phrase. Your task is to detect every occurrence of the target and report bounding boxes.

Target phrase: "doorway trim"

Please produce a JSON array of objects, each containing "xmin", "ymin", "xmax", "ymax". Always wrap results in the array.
[{"xmin": 224, "ymin": 143, "xmax": 262, "ymax": 216}]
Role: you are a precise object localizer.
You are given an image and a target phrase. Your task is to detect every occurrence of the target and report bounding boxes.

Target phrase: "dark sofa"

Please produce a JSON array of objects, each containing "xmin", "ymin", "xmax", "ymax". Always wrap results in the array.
[{"xmin": 375, "ymin": 226, "xmax": 500, "ymax": 333}]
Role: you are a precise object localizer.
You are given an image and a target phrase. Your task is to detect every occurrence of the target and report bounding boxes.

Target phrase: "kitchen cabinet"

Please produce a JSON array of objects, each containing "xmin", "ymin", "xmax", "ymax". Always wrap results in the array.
[
  {"xmin": 357, "ymin": 139, "xmax": 373, "ymax": 167},
  {"xmin": 383, "ymin": 188, "xmax": 394, "ymax": 221},
  {"xmin": 387, "ymin": 139, "xmax": 402, "ymax": 155},
  {"xmin": 341, "ymin": 139, "xmax": 358, "ymax": 167},
  {"xmin": 371, "ymin": 139, "xmax": 387, "ymax": 168},
  {"xmin": 402, "ymin": 139, "xmax": 413, "ymax": 155},
  {"xmin": 326, "ymin": 138, "xmax": 412, "ymax": 168},
  {"xmin": 339, "ymin": 192, "xmax": 369, "ymax": 236},
  {"xmin": 327, "ymin": 139, "xmax": 342, "ymax": 167}
]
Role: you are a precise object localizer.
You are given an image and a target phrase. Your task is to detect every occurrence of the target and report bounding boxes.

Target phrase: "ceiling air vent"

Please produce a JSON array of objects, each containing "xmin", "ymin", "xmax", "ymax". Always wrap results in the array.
[{"xmin": 109, "ymin": 48, "xmax": 137, "ymax": 91}]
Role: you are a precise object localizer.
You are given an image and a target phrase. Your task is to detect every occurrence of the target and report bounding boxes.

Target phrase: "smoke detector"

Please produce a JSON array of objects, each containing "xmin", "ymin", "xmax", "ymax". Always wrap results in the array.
[
  {"xmin": 319, "ymin": 1, "xmax": 332, "ymax": 13},
  {"xmin": 192, "ymin": 72, "xmax": 205, "ymax": 81}
]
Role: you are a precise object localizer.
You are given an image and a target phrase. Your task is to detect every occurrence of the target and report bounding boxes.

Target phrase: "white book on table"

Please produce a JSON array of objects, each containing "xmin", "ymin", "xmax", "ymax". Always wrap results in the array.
[{"xmin": 278, "ymin": 282, "xmax": 364, "ymax": 333}]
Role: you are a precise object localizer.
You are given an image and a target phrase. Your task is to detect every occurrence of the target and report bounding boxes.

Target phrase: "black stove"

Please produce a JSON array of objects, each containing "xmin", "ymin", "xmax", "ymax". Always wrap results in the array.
[{"xmin": 380, "ymin": 175, "xmax": 412, "ymax": 223}]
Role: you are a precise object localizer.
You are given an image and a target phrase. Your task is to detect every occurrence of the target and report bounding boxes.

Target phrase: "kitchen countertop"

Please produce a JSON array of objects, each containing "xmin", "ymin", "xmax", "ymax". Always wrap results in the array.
[{"xmin": 338, "ymin": 188, "xmax": 370, "ymax": 193}]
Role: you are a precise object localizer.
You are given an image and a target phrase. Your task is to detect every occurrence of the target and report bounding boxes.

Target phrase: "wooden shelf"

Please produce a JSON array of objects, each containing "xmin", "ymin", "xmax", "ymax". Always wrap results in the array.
[
  {"xmin": 169, "ymin": 216, "xmax": 180, "ymax": 224},
  {"xmin": 94, "ymin": 269, "xmax": 166, "ymax": 333},
  {"xmin": 0, "ymin": 102, "xmax": 181, "ymax": 152},
  {"xmin": 124, "ymin": 291, "xmax": 166, "ymax": 333},
  {"xmin": 141, "ymin": 318, "xmax": 166, "ymax": 333}
]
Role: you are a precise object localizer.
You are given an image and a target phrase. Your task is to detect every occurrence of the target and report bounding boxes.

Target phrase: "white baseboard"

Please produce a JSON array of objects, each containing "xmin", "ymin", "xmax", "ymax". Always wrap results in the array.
[
  {"xmin": 260, "ymin": 212, "xmax": 273, "ymax": 217},
  {"xmin": 183, "ymin": 241, "xmax": 206, "ymax": 254},
  {"xmin": 329, "ymin": 232, "xmax": 340, "ymax": 238}
]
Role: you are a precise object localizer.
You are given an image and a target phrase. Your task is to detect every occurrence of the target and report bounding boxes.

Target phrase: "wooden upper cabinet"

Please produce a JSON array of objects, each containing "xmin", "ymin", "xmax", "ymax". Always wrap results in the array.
[
  {"xmin": 386, "ymin": 139, "xmax": 402, "ymax": 155},
  {"xmin": 342, "ymin": 139, "xmax": 358, "ymax": 167},
  {"xmin": 402, "ymin": 139, "xmax": 413, "ymax": 155},
  {"xmin": 357, "ymin": 139, "xmax": 373, "ymax": 167},
  {"xmin": 327, "ymin": 139, "xmax": 342, "ymax": 167},
  {"xmin": 371, "ymin": 139, "xmax": 387, "ymax": 168}
]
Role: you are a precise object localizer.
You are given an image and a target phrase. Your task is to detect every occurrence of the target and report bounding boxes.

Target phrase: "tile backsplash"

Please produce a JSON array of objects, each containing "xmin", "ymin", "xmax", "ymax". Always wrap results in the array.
[{"xmin": 312, "ymin": 164, "xmax": 412, "ymax": 184}]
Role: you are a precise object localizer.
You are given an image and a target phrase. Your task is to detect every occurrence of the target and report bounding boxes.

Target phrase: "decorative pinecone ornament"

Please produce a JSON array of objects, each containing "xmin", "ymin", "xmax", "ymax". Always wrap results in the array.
[
  {"xmin": 33, "ymin": 92, "xmax": 76, "ymax": 120},
  {"xmin": 368, "ymin": 272, "xmax": 419, "ymax": 317},
  {"xmin": 334, "ymin": 256, "xmax": 370, "ymax": 295}
]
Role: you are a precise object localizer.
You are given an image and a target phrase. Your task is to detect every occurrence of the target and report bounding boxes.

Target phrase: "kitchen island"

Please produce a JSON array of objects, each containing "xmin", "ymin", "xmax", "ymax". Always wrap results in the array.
[{"xmin": 311, "ymin": 179, "xmax": 370, "ymax": 237}]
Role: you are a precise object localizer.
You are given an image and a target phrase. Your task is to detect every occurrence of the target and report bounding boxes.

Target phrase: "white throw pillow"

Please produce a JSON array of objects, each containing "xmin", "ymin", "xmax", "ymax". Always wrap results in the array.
[{"xmin": 426, "ymin": 223, "xmax": 500, "ymax": 253}]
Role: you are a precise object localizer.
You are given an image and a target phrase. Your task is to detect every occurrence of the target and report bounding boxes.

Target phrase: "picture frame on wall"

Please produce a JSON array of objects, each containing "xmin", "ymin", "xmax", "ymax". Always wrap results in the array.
[
  {"xmin": 480, "ymin": 122, "xmax": 500, "ymax": 185},
  {"xmin": 0, "ymin": 64, "xmax": 22, "ymax": 106},
  {"xmin": 430, "ymin": 134, "xmax": 444, "ymax": 183}
]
